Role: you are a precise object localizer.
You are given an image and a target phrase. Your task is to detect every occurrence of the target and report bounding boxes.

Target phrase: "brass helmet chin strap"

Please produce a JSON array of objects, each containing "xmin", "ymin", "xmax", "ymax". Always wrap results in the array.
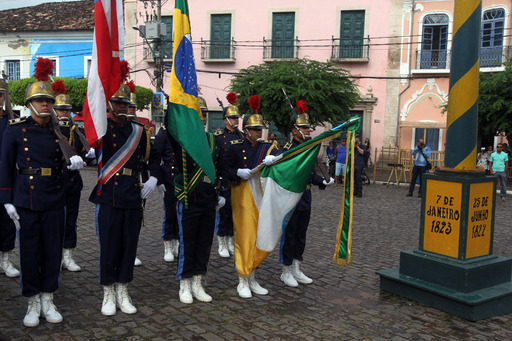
[
  {"xmin": 244, "ymin": 128, "xmax": 264, "ymax": 143},
  {"xmin": 108, "ymin": 101, "xmax": 127, "ymax": 118},
  {"xmin": 29, "ymin": 102, "xmax": 51, "ymax": 117},
  {"xmin": 225, "ymin": 117, "xmax": 238, "ymax": 130},
  {"xmin": 294, "ymin": 125, "xmax": 311, "ymax": 141}
]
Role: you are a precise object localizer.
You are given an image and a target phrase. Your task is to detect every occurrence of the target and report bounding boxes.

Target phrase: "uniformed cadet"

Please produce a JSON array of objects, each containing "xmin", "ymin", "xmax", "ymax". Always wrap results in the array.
[
  {"xmin": 223, "ymin": 112, "xmax": 278, "ymax": 299},
  {"xmin": 214, "ymin": 99, "xmax": 243, "ymax": 258},
  {"xmin": 53, "ymin": 87, "xmax": 95, "ymax": 272},
  {"xmin": 0, "ymin": 79, "xmax": 19, "ymax": 278},
  {"xmin": 153, "ymin": 125, "xmax": 179, "ymax": 262},
  {"xmin": 0, "ymin": 77, "xmax": 86, "ymax": 327},
  {"xmin": 170, "ymin": 97, "xmax": 226, "ymax": 304},
  {"xmin": 279, "ymin": 112, "xmax": 334, "ymax": 287},
  {"xmin": 89, "ymin": 83, "xmax": 161, "ymax": 316}
]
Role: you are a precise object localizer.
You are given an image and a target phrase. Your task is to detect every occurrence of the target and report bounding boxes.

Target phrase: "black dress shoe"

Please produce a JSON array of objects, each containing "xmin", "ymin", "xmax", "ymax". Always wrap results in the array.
[{"xmin": 406, "ymin": 193, "xmax": 412, "ymax": 197}]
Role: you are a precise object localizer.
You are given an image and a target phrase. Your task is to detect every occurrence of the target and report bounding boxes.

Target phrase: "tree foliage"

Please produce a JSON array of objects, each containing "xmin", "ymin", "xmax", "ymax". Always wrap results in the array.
[
  {"xmin": 478, "ymin": 59, "xmax": 512, "ymax": 144},
  {"xmin": 8, "ymin": 77, "xmax": 154, "ymax": 112},
  {"xmin": 229, "ymin": 59, "xmax": 360, "ymax": 138}
]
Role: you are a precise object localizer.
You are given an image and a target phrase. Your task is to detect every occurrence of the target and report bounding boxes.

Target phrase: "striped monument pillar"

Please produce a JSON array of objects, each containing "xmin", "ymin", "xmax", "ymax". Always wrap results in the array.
[{"xmin": 444, "ymin": 0, "xmax": 482, "ymax": 169}]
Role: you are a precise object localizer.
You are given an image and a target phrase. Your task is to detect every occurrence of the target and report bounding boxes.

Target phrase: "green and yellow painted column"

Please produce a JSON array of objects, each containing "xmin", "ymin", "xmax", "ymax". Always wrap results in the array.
[
  {"xmin": 445, "ymin": 0, "xmax": 481, "ymax": 169},
  {"xmin": 379, "ymin": 0, "xmax": 512, "ymax": 321}
]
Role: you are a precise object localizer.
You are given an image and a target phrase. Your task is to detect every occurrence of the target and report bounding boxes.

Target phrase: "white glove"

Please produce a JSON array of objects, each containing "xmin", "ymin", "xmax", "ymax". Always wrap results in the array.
[
  {"xmin": 237, "ymin": 168, "xmax": 252, "ymax": 180},
  {"xmin": 262, "ymin": 155, "xmax": 276, "ymax": 166},
  {"xmin": 4, "ymin": 204, "xmax": 20, "ymax": 231},
  {"xmin": 216, "ymin": 196, "xmax": 226, "ymax": 211},
  {"xmin": 141, "ymin": 176, "xmax": 158, "ymax": 199},
  {"xmin": 323, "ymin": 178, "xmax": 335, "ymax": 186},
  {"xmin": 157, "ymin": 184, "xmax": 166, "ymax": 199},
  {"xmin": 67, "ymin": 155, "xmax": 87, "ymax": 170},
  {"xmin": 85, "ymin": 148, "xmax": 96, "ymax": 159}
]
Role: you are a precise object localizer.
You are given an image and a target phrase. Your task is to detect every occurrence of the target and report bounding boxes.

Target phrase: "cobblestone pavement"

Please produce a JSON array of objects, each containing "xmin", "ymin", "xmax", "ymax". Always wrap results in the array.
[{"xmin": 1, "ymin": 167, "xmax": 512, "ymax": 340}]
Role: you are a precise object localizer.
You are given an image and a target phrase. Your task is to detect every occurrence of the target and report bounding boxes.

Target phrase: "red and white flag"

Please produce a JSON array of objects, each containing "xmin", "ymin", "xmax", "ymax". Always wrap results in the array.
[{"xmin": 83, "ymin": 0, "xmax": 124, "ymax": 146}]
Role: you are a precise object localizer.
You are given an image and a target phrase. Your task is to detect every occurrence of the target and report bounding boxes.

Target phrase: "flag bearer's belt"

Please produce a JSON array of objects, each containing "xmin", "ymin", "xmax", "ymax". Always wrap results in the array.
[
  {"xmin": 117, "ymin": 167, "xmax": 139, "ymax": 178},
  {"xmin": 305, "ymin": 184, "xmax": 311, "ymax": 190},
  {"xmin": 19, "ymin": 167, "xmax": 61, "ymax": 176}
]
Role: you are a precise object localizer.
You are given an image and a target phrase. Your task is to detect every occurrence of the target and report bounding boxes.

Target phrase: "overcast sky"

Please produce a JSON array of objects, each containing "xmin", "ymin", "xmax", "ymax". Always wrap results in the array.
[{"xmin": 0, "ymin": 0, "xmax": 82, "ymax": 11}]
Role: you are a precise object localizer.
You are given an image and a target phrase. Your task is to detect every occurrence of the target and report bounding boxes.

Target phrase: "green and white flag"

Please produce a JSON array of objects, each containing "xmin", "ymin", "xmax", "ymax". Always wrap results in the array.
[{"xmin": 252, "ymin": 117, "xmax": 360, "ymax": 269}]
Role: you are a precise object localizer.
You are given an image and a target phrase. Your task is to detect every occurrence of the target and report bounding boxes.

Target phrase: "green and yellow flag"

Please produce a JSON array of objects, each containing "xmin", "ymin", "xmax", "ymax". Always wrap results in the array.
[
  {"xmin": 333, "ymin": 125, "xmax": 358, "ymax": 265},
  {"xmin": 165, "ymin": 0, "xmax": 216, "ymax": 194}
]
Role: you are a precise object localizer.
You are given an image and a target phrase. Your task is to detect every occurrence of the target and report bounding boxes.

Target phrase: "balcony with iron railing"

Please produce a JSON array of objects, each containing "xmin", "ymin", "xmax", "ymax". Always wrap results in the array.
[
  {"xmin": 415, "ymin": 46, "xmax": 511, "ymax": 71},
  {"xmin": 200, "ymin": 38, "xmax": 236, "ymax": 62},
  {"xmin": 330, "ymin": 36, "xmax": 370, "ymax": 62},
  {"xmin": 263, "ymin": 37, "xmax": 300, "ymax": 61}
]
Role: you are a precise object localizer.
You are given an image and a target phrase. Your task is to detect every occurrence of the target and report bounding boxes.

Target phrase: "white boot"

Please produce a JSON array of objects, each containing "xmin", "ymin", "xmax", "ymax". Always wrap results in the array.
[
  {"xmin": 163, "ymin": 240, "xmax": 174, "ymax": 262},
  {"xmin": 280, "ymin": 265, "xmax": 299, "ymax": 287},
  {"xmin": 172, "ymin": 239, "xmax": 180, "ymax": 257},
  {"xmin": 292, "ymin": 259, "xmax": 313, "ymax": 284},
  {"xmin": 191, "ymin": 275, "xmax": 212, "ymax": 302},
  {"xmin": 62, "ymin": 248, "xmax": 81, "ymax": 272},
  {"xmin": 116, "ymin": 283, "xmax": 137, "ymax": 314},
  {"xmin": 227, "ymin": 236, "xmax": 235, "ymax": 255},
  {"xmin": 23, "ymin": 294, "xmax": 41, "ymax": 327},
  {"xmin": 40, "ymin": 292, "xmax": 62, "ymax": 323},
  {"xmin": 0, "ymin": 251, "xmax": 20, "ymax": 277},
  {"xmin": 217, "ymin": 236, "xmax": 229, "ymax": 258},
  {"xmin": 237, "ymin": 276, "xmax": 252, "ymax": 299},
  {"xmin": 134, "ymin": 257, "xmax": 142, "ymax": 266},
  {"xmin": 179, "ymin": 279, "xmax": 193, "ymax": 304},
  {"xmin": 249, "ymin": 271, "xmax": 268, "ymax": 295},
  {"xmin": 101, "ymin": 285, "xmax": 116, "ymax": 316}
]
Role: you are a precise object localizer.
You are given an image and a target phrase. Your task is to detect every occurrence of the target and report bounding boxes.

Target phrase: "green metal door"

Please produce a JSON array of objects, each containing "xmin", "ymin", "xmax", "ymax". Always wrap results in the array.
[
  {"xmin": 207, "ymin": 111, "xmax": 225, "ymax": 133},
  {"xmin": 210, "ymin": 14, "xmax": 231, "ymax": 59},
  {"xmin": 162, "ymin": 16, "xmax": 173, "ymax": 59},
  {"xmin": 340, "ymin": 11, "xmax": 364, "ymax": 58},
  {"xmin": 272, "ymin": 12, "xmax": 295, "ymax": 58}
]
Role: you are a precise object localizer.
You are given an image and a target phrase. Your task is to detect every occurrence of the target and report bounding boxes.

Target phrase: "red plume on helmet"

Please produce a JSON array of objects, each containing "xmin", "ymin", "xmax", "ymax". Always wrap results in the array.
[
  {"xmin": 120, "ymin": 60, "xmax": 130, "ymax": 83},
  {"xmin": 226, "ymin": 92, "xmax": 237, "ymax": 105},
  {"xmin": 296, "ymin": 100, "xmax": 308, "ymax": 114},
  {"xmin": 51, "ymin": 80, "xmax": 67, "ymax": 95},
  {"xmin": 34, "ymin": 57, "xmax": 54, "ymax": 82},
  {"xmin": 126, "ymin": 80, "xmax": 136, "ymax": 93},
  {"xmin": 248, "ymin": 95, "xmax": 260, "ymax": 114}
]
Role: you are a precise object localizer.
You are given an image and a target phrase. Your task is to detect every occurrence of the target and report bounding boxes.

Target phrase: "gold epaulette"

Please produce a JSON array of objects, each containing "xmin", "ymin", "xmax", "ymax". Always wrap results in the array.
[
  {"xmin": 9, "ymin": 117, "xmax": 27, "ymax": 125},
  {"xmin": 284, "ymin": 142, "xmax": 293, "ymax": 150},
  {"xmin": 214, "ymin": 130, "xmax": 223, "ymax": 136},
  {"xmin": 58, "ymin": 121, "xmax": 71, "ymax": 127},
  {"xmin": 231, "ymin": 139, "xmax": 244, "ymax": 145},
  {"xmin": 161, "ymin": 125, "xmax": 167, "ymax": 131}
]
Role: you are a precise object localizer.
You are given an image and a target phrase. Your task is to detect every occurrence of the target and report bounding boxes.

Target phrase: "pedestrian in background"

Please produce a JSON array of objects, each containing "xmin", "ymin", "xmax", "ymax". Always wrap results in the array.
[
  {"xmin": 334, "ymin": 137, "xmax": 347, "ymax": 186},
  {"xmin": 326, "ymin": 140, "xmax": 336, "ymax": 178},
  {"xmin": 477, "ymin": 147, "xmax": 490, "ymax": 175},
  {"xmin": 489, "ymin": 143, "xmax": 508, "ymax": 201},
  {"xmin": 406, "ymin": 138, "xmax": 431, "ymax": 198},
  {"xmin": 354, "ymin": 136, "xmax": 368, "ymax": 198}
]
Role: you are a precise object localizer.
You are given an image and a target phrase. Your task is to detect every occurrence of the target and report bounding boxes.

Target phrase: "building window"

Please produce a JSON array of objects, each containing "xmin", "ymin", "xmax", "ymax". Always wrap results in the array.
[
  {"xmin": 210, "ymin": 14, "xmax": 232, "ymax": 59},
  {"xmin": 161, "ymin": 16, "xmax": 173, "ymax": 60},
  {"xmin": 340, "ymin": 10, "xmax": 365, "ymax": 59},
  {"xmin": 420, "ymin": 14, "xmax": 449, "ymax": 69},
  {"xmin": 415, "ymin": 128, "xmax": 440, "ymax": 151},
  {"xmin": 271, "ymin": 12, "xmax": 295, "ymax": 59},
  {"xmin": 481, "ymin": 8, "xmax": 505, "ymax": 67},
  {"xmin": 5, "ymin": 60, "xmax": 20, "ymax": 80}
]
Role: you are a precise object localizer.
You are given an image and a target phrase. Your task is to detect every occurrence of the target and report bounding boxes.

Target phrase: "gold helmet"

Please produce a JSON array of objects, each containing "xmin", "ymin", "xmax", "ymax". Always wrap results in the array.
[
  {"xmin": 110, "ymin": 83, "xmax": 131, "ymax": 104},
  {"xmin": 25, "ymin": 81, "xmax": 55, "ymax": 104},
  {"xmin": 198, "ymin": 96, "xmax": 208, "ymax": 112},
  {"xmin": 0, "ymin": 79, "xmax": 5, "ymax": 94},
  {"xmin": 129, "ymin": 92, "xmax": 137, "ymax": 108},
  {"xmin": 224, "ymin": 105, "xmax": 240, "ymax": 118},
  {"xmin": 290, "ymin": 113, "xmax": 311, "ymax": 128},
  {"xmin": 243, "ymin": 113, "xmax": 265, "ymax": 130},
  {"xmin": 54, "ymin": 94, "xmax": 72, "ymax": 110}
]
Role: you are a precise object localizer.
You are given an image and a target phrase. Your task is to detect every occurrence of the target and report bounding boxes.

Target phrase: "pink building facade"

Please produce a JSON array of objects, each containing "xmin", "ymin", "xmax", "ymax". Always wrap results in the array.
[
  {"xmin": 125, "ymin": 0, "xmax": 404, "ymax": 151},
  {"xmin": 398, "ymin": 0, "xmax": 511, "ymax": 152}
]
